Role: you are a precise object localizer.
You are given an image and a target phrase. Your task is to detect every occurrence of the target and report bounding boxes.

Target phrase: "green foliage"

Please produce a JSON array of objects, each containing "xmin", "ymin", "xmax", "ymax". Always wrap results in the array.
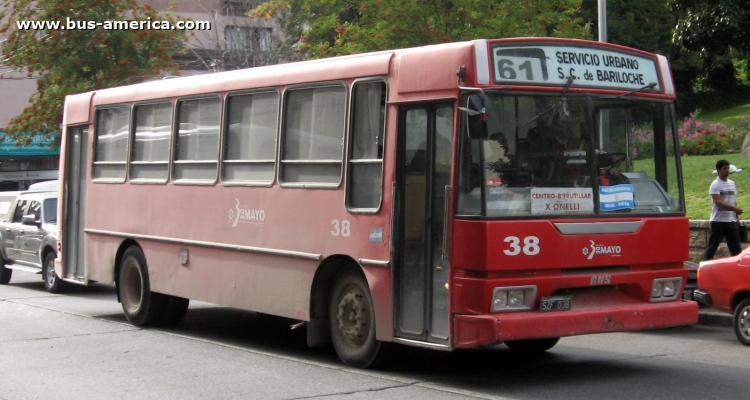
[
  {"xmin": 580, "ymin": 0, "xmax": 677, "ymax": 54},
  {"xmin": 670, "ymin": 0, "xmax": 750, "ymax": 57},
  {"xmin": 0, "ymin": 0, "xmax": 186, "ymax": 146},
  {"xmin": 251, "ymin": 0, "xmax": 591, "ymax": 59}
]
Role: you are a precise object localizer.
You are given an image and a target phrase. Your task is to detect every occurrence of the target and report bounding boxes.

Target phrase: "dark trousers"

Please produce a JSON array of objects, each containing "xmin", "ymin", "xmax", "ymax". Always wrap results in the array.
[{"xmin": 703, "ymin": 221, "xmax": 742, "ymax": 260}]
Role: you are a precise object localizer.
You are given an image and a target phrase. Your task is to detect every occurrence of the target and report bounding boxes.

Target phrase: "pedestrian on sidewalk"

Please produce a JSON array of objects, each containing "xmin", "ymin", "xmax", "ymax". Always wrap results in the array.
[{"xmin": 703, "ymin": 159, "xmax": 744, "ymax": 260}]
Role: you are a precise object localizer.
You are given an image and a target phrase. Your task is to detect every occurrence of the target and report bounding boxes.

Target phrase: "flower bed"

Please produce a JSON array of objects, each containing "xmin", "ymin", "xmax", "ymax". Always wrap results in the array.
[{"xmin": 631, "ymin": 113, "xmax": 750, "ymax": 159}]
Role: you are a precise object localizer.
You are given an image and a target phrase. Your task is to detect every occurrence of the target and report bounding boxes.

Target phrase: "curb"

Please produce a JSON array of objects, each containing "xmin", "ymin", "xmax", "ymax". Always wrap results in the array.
[{"xmin": 698, "ymin": 308, "xmax": 733, "ymax": 327}]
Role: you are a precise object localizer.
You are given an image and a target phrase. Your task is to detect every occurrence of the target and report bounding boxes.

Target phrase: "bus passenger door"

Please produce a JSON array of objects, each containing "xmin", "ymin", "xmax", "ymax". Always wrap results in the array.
[
  {"xmin": 394, "ymin": 103, "xmax": 453, "ymax": 345},
  {"xmin": 62, "ymin": 126, "xmax": 88, "ymax": 280}
]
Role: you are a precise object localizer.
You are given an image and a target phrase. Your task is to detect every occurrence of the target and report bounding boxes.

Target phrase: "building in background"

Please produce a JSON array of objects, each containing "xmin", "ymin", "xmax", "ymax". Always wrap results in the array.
[{"xmin": 0, "ymin": 0, "xmax": 284, "ymax": 190}]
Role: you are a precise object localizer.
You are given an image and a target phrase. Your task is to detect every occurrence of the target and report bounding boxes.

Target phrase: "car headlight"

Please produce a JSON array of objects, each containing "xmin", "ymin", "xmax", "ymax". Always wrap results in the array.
[{"xmin": 491, "ymin": 285, "xmax": 537, "ymax": 312}]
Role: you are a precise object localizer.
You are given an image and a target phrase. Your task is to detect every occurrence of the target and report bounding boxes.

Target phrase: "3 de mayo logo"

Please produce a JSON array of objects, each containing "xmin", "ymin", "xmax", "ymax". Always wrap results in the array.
[
  {"xmin": 228, "ymin": 198, "xmax": 265, "ymax": 227},
  {"xmin": 582, "ymin": 240, "xmax": 622, "ymax": 260}
]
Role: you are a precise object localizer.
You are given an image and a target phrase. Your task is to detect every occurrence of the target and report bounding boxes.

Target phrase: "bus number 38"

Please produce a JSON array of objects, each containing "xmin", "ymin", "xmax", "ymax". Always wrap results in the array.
[
  {"xmin": 331, "ymin": 219, "xmax": 351, "ymax": 237},
  {"xmin": 503, "ymin": 236, "xmax": 540, "ymax": 256}
]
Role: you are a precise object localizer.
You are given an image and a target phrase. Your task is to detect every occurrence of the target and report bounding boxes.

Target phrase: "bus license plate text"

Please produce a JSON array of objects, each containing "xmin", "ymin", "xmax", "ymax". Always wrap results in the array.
[{"xmin": 540, "ymin": 296, "xmax": 572, "ymax": 312}]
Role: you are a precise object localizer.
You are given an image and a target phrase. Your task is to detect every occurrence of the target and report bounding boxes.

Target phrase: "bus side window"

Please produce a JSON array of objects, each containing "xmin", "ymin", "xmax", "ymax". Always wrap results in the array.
[
  {"xmin": 131, "ymin": 102, "xmax": 172, "ymax": 183},
  {"xmin": 223, "ymin": 91, "xmax": 279, "ymax": 184},
  {"xmin": 346, "ymin": 81, "xmax": 386, "ymax": 210},
  {"xmin": 93, "ymin": 106, "xmax": 129, "ymax": 182},
  {"xmin": 281, "ymin": 85, "xmax": 346, "ymax": 186},
  {"xmin": 173, "ymin": 96, "xmax": 221, "ymax": 183}
]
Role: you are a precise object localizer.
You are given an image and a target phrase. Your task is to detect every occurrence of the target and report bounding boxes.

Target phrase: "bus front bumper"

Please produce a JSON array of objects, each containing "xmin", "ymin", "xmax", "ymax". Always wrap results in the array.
[{"xmin": 453, "ymin": 299, "xmax": 698, "ymax": 348}]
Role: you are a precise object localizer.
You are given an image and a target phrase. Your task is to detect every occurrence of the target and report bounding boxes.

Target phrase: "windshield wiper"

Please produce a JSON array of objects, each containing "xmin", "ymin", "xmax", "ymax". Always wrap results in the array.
[
  {"xmin": 520, "ymin": 75, "xmax": 575, "ymax": 128},
  {"xmin": 603, "ymin": 82, "xmax": 658, "ymax": 100}
]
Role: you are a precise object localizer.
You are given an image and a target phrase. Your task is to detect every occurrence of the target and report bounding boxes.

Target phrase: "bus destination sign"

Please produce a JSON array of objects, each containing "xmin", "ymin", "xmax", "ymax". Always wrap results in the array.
[{"xmin": 491, "ymin": 44, "xmax": 661, "ymax": 92}]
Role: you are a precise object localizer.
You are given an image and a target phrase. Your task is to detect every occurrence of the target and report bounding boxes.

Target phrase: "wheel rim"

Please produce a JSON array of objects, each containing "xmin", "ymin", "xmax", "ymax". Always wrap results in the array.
[
  {"xmin": 121, "ymin": 259, "xmax": 144, "ymax": 313},
  {"xmin": 739, "ymin": 305, "xmax": 750, "ymax": 341},
  {"xmin": 335, "ymin": 284, "xmax": 371, "ymax": 348},
  {"xmin": 45, "ymin": 258, "xmax": 56, "ymax": 287}
]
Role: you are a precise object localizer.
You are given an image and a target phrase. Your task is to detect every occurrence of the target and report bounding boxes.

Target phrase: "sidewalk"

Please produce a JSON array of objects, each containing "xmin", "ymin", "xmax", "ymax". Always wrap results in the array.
[{"xmin": 698, "ymin": 307, "xmax": 733, "ymax": 327}]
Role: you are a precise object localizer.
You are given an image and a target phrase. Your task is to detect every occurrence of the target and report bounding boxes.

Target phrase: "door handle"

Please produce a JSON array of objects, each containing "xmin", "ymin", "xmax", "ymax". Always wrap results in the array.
[{"xmin": 19, "ymin": 229, "xmax": 24, "ymax": 234}]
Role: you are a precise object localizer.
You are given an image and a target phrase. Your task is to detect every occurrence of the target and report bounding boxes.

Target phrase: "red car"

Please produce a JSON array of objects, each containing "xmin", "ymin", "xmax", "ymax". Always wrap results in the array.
[{"xmin": 694, "ymin": 248, "xmax": 750, "ymax": 345}]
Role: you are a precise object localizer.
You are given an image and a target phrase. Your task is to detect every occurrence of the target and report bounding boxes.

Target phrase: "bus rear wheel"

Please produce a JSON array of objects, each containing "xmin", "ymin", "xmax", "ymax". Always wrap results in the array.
[
  {"xmin": 118, "ymin": 246, "xmax": 165, "ymax": 327},
  {"xmin": 504, "ymin": 337, "xmax": 560, "ymax": 353},
  {"xmin": 329, "ymin": 268, "xmax": 383, "ymax": 368}
]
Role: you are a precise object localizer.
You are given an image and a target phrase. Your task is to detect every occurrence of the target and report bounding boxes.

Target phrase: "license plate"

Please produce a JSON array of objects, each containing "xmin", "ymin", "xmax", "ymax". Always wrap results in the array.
[{"xmin": 540, "ymin": 296, "xmax": 572, "ymax": 312}]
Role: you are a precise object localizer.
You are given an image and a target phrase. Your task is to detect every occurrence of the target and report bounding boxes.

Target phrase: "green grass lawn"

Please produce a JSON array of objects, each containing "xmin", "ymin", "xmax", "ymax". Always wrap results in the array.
[
  {"xmin": 700, "ymin": 103, "xmax": 750, "ymax": 124},
  {"xmin": 680, "ymin": 102, "xmax": 750, "ymax": 219},
  {"xmin": 680, "ymin": 154, "xmax": 750, "ymax": 220}
]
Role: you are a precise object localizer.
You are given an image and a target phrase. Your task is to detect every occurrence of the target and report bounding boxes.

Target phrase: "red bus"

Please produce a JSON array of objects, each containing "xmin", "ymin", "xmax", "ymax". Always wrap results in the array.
[{"xmin": 57, "ymin": 38, "xmax": 698, "ymax": 368}]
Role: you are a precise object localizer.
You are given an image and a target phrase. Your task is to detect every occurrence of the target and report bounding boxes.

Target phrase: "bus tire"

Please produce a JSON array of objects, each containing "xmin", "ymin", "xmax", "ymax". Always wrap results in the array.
[
  {"xmin": 43, "ymin": 252, "xmax": 64, "ymax": 293},
  {"xmin": 733, "ymin": 298, "xmax": 750, "ymax": 346},
  {"xmin": 504, "ymin": 337, "xmax": 560, "ymax": 353},
  {"xmin": 118, "ymin": 246, "xmax": 165, "ymax": 327},
  {"xmin": 329, "ymin": 268, "xmax": 383, "ymax": 368}
]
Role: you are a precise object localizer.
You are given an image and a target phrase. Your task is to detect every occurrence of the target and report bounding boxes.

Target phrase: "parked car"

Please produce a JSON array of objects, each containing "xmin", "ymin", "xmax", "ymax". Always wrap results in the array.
[
  {"xmin": 27, "ymin": 179, "xmax": 58, "ymax": 192},
  {"xmin": 0, "ymin": 191, "xmax": 61, "ymax": 292},
  {"xmin": 694, "ymin": 249, "xmax": 750, "ymax": 345}
]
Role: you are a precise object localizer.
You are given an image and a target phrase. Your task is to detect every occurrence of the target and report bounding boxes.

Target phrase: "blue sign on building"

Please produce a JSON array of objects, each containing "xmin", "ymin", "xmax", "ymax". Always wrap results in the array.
[{"xmin": 0, "ymin": 131, "xmax": 60, "ymax": 156}]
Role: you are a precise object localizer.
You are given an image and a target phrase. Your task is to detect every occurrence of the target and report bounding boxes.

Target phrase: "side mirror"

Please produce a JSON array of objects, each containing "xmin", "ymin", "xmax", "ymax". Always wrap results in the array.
[
  {"xmin": 466, "ymin": 94, "xmax": 489, "ymax": 140},
  {"xmin": 21, "ymin": 214, "xmax": 40, "ymax": 227}
]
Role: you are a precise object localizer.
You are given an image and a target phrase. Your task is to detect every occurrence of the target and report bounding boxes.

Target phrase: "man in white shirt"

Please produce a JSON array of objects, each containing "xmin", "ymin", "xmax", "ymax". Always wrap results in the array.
[{"xmin": 703, "ymin": 159, "xmax": 744, "ymax": 260}]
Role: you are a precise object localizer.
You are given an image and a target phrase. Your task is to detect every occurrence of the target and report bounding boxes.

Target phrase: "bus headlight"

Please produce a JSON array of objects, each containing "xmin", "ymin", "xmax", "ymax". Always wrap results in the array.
[
  {"xmin": 650, "ymin": 277, "xmax": 682, "ymax": 302},
  {"xmin": 491, "ymin": 285, "xmax": 537, "ymax": 312}
]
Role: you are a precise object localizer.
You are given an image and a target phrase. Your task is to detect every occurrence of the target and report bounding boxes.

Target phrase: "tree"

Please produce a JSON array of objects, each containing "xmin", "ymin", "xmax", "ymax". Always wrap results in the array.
[
  {"xmin": 670, "ymin": 0, "xmax": 750, "ymax": 57},
  {"xmin": 251, "ymin": 0, "xmax": 591, "ymax": 59},
  {"xmin": 0, "ymin": 0, "xmax": 187, "ymax": 145}
]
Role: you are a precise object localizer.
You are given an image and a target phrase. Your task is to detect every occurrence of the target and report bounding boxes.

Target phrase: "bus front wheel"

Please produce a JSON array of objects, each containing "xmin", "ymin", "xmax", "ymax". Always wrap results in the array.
[{"xmin": 329, "ymin": 268, "xmax": 383, "ymax": 368}]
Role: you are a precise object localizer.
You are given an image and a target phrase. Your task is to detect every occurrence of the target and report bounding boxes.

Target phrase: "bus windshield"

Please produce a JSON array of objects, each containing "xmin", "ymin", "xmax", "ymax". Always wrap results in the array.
[{"xmin": 457, "ymin": 93, "xmax": 683, "ymax": 217}]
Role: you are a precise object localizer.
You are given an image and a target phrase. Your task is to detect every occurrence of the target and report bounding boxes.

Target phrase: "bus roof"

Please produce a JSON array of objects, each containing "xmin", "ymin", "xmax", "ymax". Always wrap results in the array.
[{"xmin": 64, "ymin": 38, "xmax": 673, "ymax": 123}]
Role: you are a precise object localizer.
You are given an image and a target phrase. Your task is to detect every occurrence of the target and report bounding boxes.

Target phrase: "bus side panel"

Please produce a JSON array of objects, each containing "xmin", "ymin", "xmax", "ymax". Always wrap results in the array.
[
  {"xmin": 81, "ymin": 180, "xmax": 392, "ymax": 323},
  {"xmin": 84, "ymin": 234, "xmax": 120, "ymax": 284},
  {"xmin": 142, "ymin": 241, "xmax": 317, "ymax": 320}
]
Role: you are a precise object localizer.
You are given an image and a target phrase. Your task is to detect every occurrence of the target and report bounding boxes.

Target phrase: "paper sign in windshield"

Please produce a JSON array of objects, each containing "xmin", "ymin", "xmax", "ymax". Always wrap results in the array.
[
  {"xmin": 531, "ymin": 188, "xmax": 594, "ymax": 214},
  {"xmin": 600, "ymin": 184, "xmax": 634, "ymax": 211}
]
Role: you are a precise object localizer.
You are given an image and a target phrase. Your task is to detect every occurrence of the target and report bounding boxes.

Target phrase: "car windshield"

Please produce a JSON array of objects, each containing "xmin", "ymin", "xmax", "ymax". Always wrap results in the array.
[
  {"xmin": 44, "ymin": 198, "xmax": 57, "ymax": 224},
  {"xmin": 457, "ymin": 93, "xmax": 683, "ymax": 217}
]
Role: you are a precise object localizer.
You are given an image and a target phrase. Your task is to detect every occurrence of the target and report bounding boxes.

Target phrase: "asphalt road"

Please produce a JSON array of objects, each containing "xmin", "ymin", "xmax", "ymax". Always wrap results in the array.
[{"xmin": 1, "ymin": 270, "xmax": 748, "ymax": 400}]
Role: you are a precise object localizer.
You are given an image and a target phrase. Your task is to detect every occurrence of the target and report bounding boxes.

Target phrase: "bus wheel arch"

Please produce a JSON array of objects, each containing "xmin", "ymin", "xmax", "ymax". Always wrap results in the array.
[{"xmin": 308, "ymin": 255, "xmax": 355, "ymax": 347}]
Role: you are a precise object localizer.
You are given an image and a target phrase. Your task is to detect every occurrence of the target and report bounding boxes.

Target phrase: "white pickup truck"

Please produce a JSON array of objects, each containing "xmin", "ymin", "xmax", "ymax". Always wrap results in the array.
[{"xmin": 0, "ymin": 191, "xmax": 62, "ymax": 292}]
